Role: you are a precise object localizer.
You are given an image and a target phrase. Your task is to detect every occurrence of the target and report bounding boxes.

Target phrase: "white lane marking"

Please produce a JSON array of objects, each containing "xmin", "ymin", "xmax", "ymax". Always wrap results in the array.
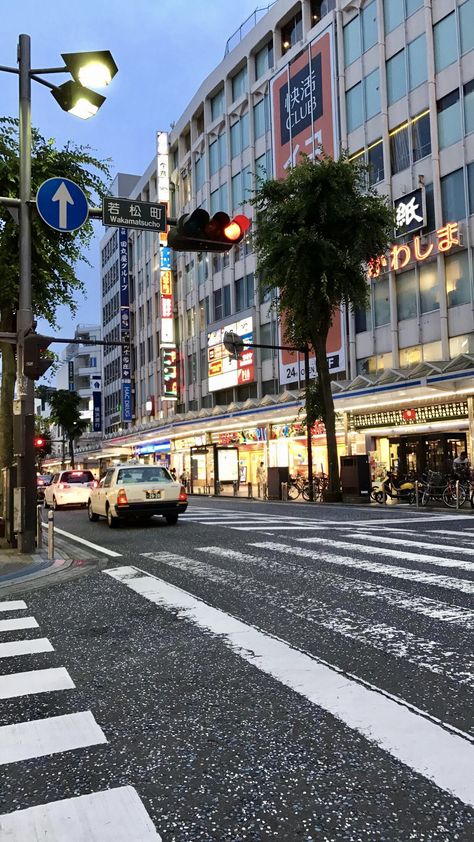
[
  {"xmin": 297, "ymin": 536, "xmax": 474, "ymax": 573},
  {"xmin": 0, "ymin": 601, "xmax": 27, "ymax": 612},
  {"xmin": 0, "ymin": 667, "xmax": 75, "ymax": 700},
  {"xmin": 106, "ymin": 565, "xmax": 474, "ymax": 807},
  {"xmin": 0, "ymin": 710, "xmax": 107, "ymax": 765},
  {"xmin": 252, "ymin": 542, "xmax": 474, "ymax": 595},
  {"xmin": 229, "ymin": 524, "xmax": 336, "ymax": 531},
  {"xmin": 199, "ymin": 546, "xmax": 474, "ymax": 628},
  {"xmin": 353, "ymin": 531, "xmax": 474, "ymax": 558},
  {"xmin": 0, "ymin": 616, "xmax": 38, "ymax": 633},
  {"xmin": 338, "ymin": 514, "xmax": 474, "ymax": 525},
  {"xmin": 0, "ymin": 785, "xmax": 162, "ymax": 841},
  {"xmin": 0, "ymin": 638, "xmax": 54, "ymax": 659},
  {"xmin": 430, "ymin": 529, "xmax": 474, "ymax": 541},
  {"xmin": 144, "ymin": 551, "xmax": 474, "ymax": 686},
  {"xmin": 42, "ymin": 524, "xmax": 122, "ymax": 557}
]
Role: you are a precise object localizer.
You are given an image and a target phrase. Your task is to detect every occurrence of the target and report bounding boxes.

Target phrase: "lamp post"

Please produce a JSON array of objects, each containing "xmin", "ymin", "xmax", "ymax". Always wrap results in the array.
[
  {"xmin": 0, "ymin": 36, "xmax": 117, "ymax": 552},
  {"xmin": 223, "ymin": 332, "xmax": 315, "ymax": 502}
]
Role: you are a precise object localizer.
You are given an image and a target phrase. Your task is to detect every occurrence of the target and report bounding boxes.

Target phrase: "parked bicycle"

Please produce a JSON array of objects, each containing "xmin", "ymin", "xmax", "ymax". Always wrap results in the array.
[
  {"xmin": 301, "ymin": 473, "xmax": 329, "ymax": 502},
  {"xmin": 420, "ymin": 471, "xmax": 467, "ymax": 508},
  {"xmin": 287, "ymin": 475, "xmax": 306, "ymax": 500}
]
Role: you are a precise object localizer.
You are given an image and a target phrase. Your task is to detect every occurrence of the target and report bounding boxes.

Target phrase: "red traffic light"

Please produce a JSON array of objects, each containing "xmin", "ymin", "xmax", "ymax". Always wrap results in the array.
[
  {"xmin": 168, "ymin": 210, "xmax": 251, "ymax": 253},
  {"xmin": 34, "ymin": 437, "xmax": 45, "ymax": 448}
]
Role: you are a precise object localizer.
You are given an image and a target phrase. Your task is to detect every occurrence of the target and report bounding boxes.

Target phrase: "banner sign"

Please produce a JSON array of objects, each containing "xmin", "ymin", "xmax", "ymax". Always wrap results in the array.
[
  {"xmin": 157, "ymin": 130, "xmax": 177, "ymax": 401},
  {"xmin": 68, "ymin": 360, "xmax": 74, "ymax": 391},
  {"xmin": 349, "ymin": 401, "xmax": 468, "ymax": 430},
  {"xmin": 122, "ymin": 382, "xmax": 133, "ymax": 422},
  {"xmin": 394, "ymin": 187, "xmax": 425, "ymax": 238},
  {"xmin": 162, "ymin": 347, "xmax": 178, "ymax": 400},
  {"xmin": 92, "ymin": 389, "xmax": 102, "ymax": 433}
]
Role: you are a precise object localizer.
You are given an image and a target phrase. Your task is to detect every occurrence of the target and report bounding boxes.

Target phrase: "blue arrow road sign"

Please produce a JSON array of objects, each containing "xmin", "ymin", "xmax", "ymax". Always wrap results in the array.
[{"xmin": 36, "ymin": 177, "xmax": 89, "ymax": 232}]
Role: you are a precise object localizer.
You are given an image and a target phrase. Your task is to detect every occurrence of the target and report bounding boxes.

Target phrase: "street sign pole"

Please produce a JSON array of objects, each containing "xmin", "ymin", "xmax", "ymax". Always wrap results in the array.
[{"xmin": 17, "ymin": 33, "xmax": 36, "ymax": 553}]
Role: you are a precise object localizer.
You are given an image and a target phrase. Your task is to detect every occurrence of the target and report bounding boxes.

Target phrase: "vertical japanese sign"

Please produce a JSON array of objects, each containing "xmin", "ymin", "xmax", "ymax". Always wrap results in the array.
[
  {"xmin": 119, "ymin": 227, "xmax": 133, "ymax": 421},
  {"xmin": 270, "ymin": 25, "xmax": 345, "ymax": 383},
  {"xmin": 68, "ymin": 360, "xmax": 74, "ymax": 391},
  {"xmin": 157, "ymin": 130, "xmax": 178, "ymax": 400},
  {"xmin": 91, "ymin": 376, "xmax": 102, "ymax": 433}
]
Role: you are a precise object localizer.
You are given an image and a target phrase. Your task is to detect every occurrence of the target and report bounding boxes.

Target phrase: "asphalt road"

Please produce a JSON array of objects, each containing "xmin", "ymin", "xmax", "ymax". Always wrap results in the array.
[{"xmin": 0, "ymin": 498, "xmax": 473, "ymax": 841}]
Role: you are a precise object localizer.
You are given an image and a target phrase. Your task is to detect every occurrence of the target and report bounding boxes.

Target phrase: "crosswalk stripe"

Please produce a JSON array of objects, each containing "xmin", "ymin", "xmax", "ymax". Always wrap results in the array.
[
  {"xmin": 353, "ymin": 532, "xmax": 474, "ymax": 557},
  {"xmin": 146, "ymin": 550, "xmax": 474, "ymax": 685},
  {"xmin": 0, "ymin": 601, "xmax": 27, "ymax": 612},
  {"xmin": 0, "ymin": 638, "xmax": 54, "ymax": 659},
  {"xmin": 0, "ymin": 711, "xmax": 107, "ymax": 765},
  {"xmin": 197, "ymin": 545, "xmax": 474, "ymax": 627},
  {"xmin": 252, "ymin": 542, "xmax": 474, "ymax": 594},
  {"xmin": 0, "ymin": 785, "xmax": 162, "ymax": 841},
  {"xmin": 0, "ymin": 616, "xmax": 38, "ymax": 633},
  {"xmin": 0, "ymin": 667, "xmax": 75, "ymax": 700},
  {"xmin": 106, "ymin": 565, "xmax": 474, "ymax": 808},
  {"xmin": 430, "ymin": 529, "xmax": 474, "ymax": 541},
  {"xmin": 229, "ymin": 524, "xmax": 332, "ymax": 531},
  {"xmin": 297, "ymin": 536, "xmax": 474, "ymax": 573}
]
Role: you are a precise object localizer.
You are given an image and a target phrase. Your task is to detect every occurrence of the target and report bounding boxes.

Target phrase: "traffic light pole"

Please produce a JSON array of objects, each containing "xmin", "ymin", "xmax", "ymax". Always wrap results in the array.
[{"xmin": 16, "ymin": 34, "xmax": 37, "ymax": 553}]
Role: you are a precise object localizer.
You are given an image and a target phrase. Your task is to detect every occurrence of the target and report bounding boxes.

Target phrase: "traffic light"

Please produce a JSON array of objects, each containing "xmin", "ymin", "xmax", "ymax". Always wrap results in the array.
[
  {"xmin": 168, "ymin": 209, "xmax": 250, "ymax": 253},
  {"xmin": 23, "ymin": 334, "xmax": 54, "ymax": 380},
  {"xmin": 34, "ymin": 436, "xmax": 45, "ymax": 449}
]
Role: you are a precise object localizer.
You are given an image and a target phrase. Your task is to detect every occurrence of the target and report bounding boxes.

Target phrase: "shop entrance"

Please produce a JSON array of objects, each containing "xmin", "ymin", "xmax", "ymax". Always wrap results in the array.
[{"xmin": 388, "ymin": 433, "xmax": 467, "ymax": 476}]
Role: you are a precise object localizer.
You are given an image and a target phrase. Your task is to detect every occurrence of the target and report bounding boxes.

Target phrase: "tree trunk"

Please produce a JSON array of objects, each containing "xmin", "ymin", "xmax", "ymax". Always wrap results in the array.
[
  {"xmin": 0, "ymin": 308, "xmax": 16, "ymax": 473},
  {"xmin": 68, "ymin": 437, "xmax": 75, "ymax": 469},
  {"xmin": 312, "ymin": 331, "xmax": 341, "ymax": 500}
]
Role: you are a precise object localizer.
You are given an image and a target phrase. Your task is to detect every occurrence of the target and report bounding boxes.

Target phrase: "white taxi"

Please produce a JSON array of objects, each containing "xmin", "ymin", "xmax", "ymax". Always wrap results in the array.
[
  {"xmin": 44, "ymin": 470, "xmax": 98, "ymax": 510},
  {"xmin": 87, "ymin": 463, "xmax": 188, "ymax": 528}
]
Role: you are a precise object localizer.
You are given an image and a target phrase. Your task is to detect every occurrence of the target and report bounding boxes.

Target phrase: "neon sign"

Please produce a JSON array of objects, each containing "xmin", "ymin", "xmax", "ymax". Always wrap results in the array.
[{"xmin": 368, "ymin": 222, "xmax": 461, "ymax": 278}]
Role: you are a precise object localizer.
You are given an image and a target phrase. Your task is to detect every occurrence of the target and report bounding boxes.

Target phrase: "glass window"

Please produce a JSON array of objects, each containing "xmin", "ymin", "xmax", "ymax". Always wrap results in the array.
[
  {"xmin": 255, "ymin": 41, "xmax": 273, "ymax": 79},
  {"xmin": 449, "ymin": 333, "xmax": 474, "ymax": 357},
  {"xmin": 241, "ymin": 112, "xmax": 249, "ymax": 150},
  {"xmin": 362, "ymin": 1, "xmax": 377, "ymax": 51},
  {"xmin": 230, "ymin": 121, "xmax": 240, "ymax": 158},
  {"xmin": 425, "ymin": 182, "xmax": 436, "ymax": 231},
  {"xmin": 437, "ymin": 90, "xmax": 462, "ymax": 148},
  {"xmin": 260, "ymin": 322, "xmax": 274, "ymax": 361},
  {"xmin": 254, "ymin": 99, "xmax": 266, "ymax": 139},
  {"xmin": 223, "ymin": 285, "xmax": 231, "ymax": 317},
  {"xmin": 387, "ymin": 50, "xmax": 406, "ymax": 105},
  {"xmin": 464, "ymin": 79, "xmax": 474, "ymax": 135},
  {"xmin": 399, "ymin": 345, "xmax": 422, "ymax": 367},
  {"xmin": 373, "ymin": 277, "xmax": 390, "ymax": 326},
  {"xmin": 232, "ymin": 173, "xmax": 242, "ymax": 209},
  {"xmin": 255, "ymin": 153, "xmax": 268, "ymax": 182},
  {"xmin": 419, "ymin": 262, "xmax": 440, "ymax": 313},
  {"xmin": 460, "ymin": 0, "xmax": 474, "ymax": 55},
  {"xmin": 364, "ymin": 69, "xmax": 380, "ymax": 120},
  {"xmin": 445, "ymin": 251, "xmax": 471, "ymax": 307},
  {"xmin": 397, "ymin": 269, "xmax": 417, "ymax": 321},
  {"xmin": 422, "ymin": 340, "xmax": 442, "ymax": 361},
  {"xmin": 408, "ymin": 34, "xmax": 427, "ymax": 90},
  {"xmin": 195, "ymin": 156, "xmax": 205, "ymax": 191},
  {"xmin": 368, "ymin": 140, "xmax": 384, "ymax": 185},
  {"xmin": 346, "ymin": 82, "xmax": 363, "ymax": 132},
  {"xmin": 390, "ymin": 125, "xmax": 410, "ymax": 174},
  {"xmin": 406, "ymin": 0, "xmax": 423, "ymax": 15},
  {"xmin": 412, "ymin": 112, "xmax": 431, "ymax": 161},
  {"xmin": 214, "ymin": 289, "xmax": 223, "ymax": 321},
  {"xmin": 468, "ymin": 162, "xmax": 474, "ymax": 214},
  {"xmin": 434, "ymin": 13, "xmax": 457, "ymax": 72},
  {"xmin": 355, "ymin": 301, "xmax": 372, "ymax": 333},
  {"xmin": 232, "ymin": 66, "xmax": 248, "ymax": 102},
  {"xmin": 235, "ymin": 277, "xmax": 244, "ymax": 312},
  {"xmin": 383, "ymin": 0, "xmax": 404, "ymax": 33},
  {"xmin": 441, "ymin": 169, "xmax": 466, "ymax": 223},
  {"xmin": 343, "ymin": 17, "xmax": 361, "ymax": 66},
  {"xmin": 211, "ymin": 88, "xmax": 225, "ymax": 121},
  {"xmin": 209, "ymin": 140, "xmax": 219, "ymax": 175}
]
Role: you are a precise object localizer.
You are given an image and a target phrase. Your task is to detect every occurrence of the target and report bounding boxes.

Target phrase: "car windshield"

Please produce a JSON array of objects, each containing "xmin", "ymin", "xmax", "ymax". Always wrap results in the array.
[
  {"xmin": 61, "ymin": 471, "xmax": 95, "ymax": 484},
  {"xmin": 117, "ymin": 467, "xmax": 172, "ymax": 484}
]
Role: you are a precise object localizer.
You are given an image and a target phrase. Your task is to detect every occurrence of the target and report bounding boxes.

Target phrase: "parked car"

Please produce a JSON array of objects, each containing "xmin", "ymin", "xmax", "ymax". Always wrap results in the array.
[
  {"xmin": 43, "ymin": 470, "xmax": 98, "ymax": 510},
  {"xmin": 87, "ymin": 463, "xmax": 188, "ymax": 528},
  {"xmin": 36, "ymin": 474, "xmax": 52, "ymax": 503}
]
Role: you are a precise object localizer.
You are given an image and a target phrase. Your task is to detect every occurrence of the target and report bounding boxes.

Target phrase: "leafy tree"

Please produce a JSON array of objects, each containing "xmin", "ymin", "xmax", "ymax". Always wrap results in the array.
[
  {"xmin": 36, "ymin": 388, "xmax": 88, "ymax": 469},
  {"xmin": 252, "ymin": 154, "xmax": 394, "ymax": 499},
  {"xmin": 0, "ymin": 117, "xmax": 110, "ymax": 471}
]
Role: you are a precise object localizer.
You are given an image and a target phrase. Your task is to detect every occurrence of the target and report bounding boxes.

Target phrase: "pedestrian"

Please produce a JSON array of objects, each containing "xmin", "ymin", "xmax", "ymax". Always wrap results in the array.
[
  {"xmin": 180, "ymin": 469, "xmax": 188, "ymax": 490},
  {"xmin": 453, "ymin": 451, "xmax": 470, "ymax": 478},
  {"xmin": 256, "ymin": 461, "xmax": 266, "ymax": 497},
  {"xmin": 170, "ymin": 467, "xmax": 177, "ymax": 481}
]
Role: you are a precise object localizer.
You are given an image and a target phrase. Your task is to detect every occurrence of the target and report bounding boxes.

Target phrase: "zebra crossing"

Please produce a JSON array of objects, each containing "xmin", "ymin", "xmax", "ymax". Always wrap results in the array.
[
  {"xmin": 0, "ymin": 599, "xmax": 161, "ymax": 840},
  {"xmin": 113, "ymin": 522, "xmax": 474, "ymax": 808}
]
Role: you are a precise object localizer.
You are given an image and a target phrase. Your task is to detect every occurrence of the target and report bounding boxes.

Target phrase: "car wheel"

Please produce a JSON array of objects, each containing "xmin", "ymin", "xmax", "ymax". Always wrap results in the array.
[
  {"xmin": 106, "ymin": 504, "xmax": 118, "ymax": 528},
  {"xmin": 165, "ymin": 514, "xmax": 179, "ymax": 525},
  {"xmin": 52, "ymin": 497, "xmax": 61, "ymax": 511},
  {"xmin": 88, "ymin": 501, "xmax": 99, "ymax": 522}
]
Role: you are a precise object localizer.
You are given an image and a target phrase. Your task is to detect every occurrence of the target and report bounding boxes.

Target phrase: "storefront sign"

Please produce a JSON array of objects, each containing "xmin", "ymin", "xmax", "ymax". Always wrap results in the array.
[
  {"xmin": 92, "ymin": 390, "xmax": 102, "ymax": 433},
  {"xmin": 68, "ymin": 360, "xmax": 74, "ymax": 391},
  {"xmin": 350, "ymin": 401, "xmax": 468, "ymax": 430},
  {"xmin": 135, "ymin": 440, "xmax": 171, "ymax": 456},
  {"xmin": 271, "ymin": 26, "xmax": 337, "ymax": 179},
  {"xmin": 271, "ymin": 421, "xmax": 325, "ymax": 438},
  {"xmin": 122, "ymin": 382, "xmax": 133, "ymax": 422},
  {"xmin": 368, "ymin": 222, "xmax": 462, "ymax": 278},
  {"xmin": 157, "ymin": 130, "xmax": 177, "ymax": 402},
  {"xmin": 214, "ymin": 427, "xmax": 267, "ymax": 446},
  {"xmin": 394, "ymin": 188, "xmax": 425, "ymax": 237},
  {"xmin": 208, "ymin": 317, "xmax": 254, "ymax": 392},
  {"xmin": 119, "ymin": 227, "xmax": 132, "ymax": 423},
  {"xmin": 162, "ymin": 347, "xmax": 178, "ymax": 400}
]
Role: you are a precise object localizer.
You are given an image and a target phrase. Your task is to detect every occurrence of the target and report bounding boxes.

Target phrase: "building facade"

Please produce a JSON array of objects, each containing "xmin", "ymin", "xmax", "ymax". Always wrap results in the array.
[{"xmin": 95, "ymin": 0, "xmax": 474, "ymax": 489}]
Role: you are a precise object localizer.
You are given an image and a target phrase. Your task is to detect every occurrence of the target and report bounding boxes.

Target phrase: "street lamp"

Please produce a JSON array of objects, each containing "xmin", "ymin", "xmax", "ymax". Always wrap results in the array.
[
  {"xmin": 223, "ymin": 332, "xmax": 315, "ymax": 501},
  {"xmin": 0, "ymin": 36, "xmax": 117, "ymax": 552}
]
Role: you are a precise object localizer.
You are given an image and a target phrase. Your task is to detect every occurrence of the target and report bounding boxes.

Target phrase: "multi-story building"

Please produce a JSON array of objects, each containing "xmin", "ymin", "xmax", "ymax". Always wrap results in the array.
[{"xmin": 99, "ymin": 0, "xmax": 474, "ymax": 489}]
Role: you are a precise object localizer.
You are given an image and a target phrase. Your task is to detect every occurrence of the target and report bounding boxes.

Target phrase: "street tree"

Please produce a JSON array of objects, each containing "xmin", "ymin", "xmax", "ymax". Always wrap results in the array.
[
  {"xmin": 252, "ymin": 154, "xmax": 394, "ymax": 499},
  {"xmin": 0, "ymin": 117, "xmax": 110, "ymax": 472},
  {"xmin": 37, "ymin": 387, "xmax": 88, "ymax": 469}
]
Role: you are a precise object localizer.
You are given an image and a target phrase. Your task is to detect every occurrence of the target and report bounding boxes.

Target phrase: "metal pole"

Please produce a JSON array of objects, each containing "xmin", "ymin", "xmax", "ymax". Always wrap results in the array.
[
  {"xmin": 304, "ymin": 346, "xmax": 314, "ymax": 502},
  {"xmin": 36, "ymin": 504, "xmax": 42, "ymax": 549},
  {"xmin": 47, "ymin": 508, "xmax": 54, "ymax": 559},
  {"xmin": 415, "ymin": 480, "xmax": 419, "ymax": 508},
  {"xmin": 456, "ymin": 479, "xmax": 460, "ymax": 509},
  {"xmin": 16, "ymin": 34, "xmax": 36, "ymax": 553}
]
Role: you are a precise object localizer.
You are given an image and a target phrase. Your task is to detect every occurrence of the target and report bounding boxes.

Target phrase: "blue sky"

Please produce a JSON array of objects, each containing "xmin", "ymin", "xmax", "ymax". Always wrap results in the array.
[{"xmin": 2, "ymin": 0, "xmax": 261, "ymax": 343}]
